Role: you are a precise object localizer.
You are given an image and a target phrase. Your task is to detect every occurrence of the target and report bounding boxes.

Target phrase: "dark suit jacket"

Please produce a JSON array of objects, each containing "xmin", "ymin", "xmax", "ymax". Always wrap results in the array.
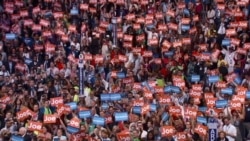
[
  {"xmin": 3, "ymin": 61, "xmax": 15, "ymax": 74},
  {"xmin": 23, "ymin": 134, "xmax": 32, "ymax": 141}
]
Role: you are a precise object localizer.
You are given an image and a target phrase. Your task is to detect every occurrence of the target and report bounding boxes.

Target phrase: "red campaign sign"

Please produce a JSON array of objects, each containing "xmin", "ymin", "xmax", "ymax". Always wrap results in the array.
[
  {"xmin": 206, "ymin": 98, "xmax": 217, "ymax": 108},
  {"xmin": 50, "ymin": 97, "xmax": 63, "ymax": 107},
  {"xmin": 27, "ymin": 121, "xmax": 43, "ymax": 132},
  {"xmin": 158, "ymin": 24, "xmax": 168, "ymax": 31},
  {"xmin": 144, "ymin": 90, "xmax": 153, "ymax": 99},
  {"xmin": 161, "ymin": 126, "xmax": 175, "ymax": 137},
  {"xmin": 71, "ymin": 131, "xmax": 87, "ymax": 141},
  {"xmin": 116, "ymin": 130, "xmax": 131, "ymax": 141},
  {"xmin": 194, "ymin": 124, "xmax": 208, "ymax": 136},
  {"xmin": 169, "ymin": 106, "xmax": 182, "ymax": 116},
  {"xmin": 133, "ymin": 99, "xmax": 144, "ymax": 107},
  {"xmin": 43, "ymin": 114, "xmax": 57, "ymax": 124},
  {"xmin": 0, "ymin": 96, "xmax": 11, "ymax": 103},
  {"xmin": 159, "ymin": 94, "xmax": 172, "ymax": 104},
  {"xmin": 184, "ymin": 108, "xmax": 197, "ymax": 119},
  {"xmin": 189, "ymin": 90, "xmax": 202, "ymax": 98},
  {"xmin": 216, "ymin": 81, "xmax": 227, "ymax": 88},
  {"xmin": 244, "ymin": 43, "xmax": 250, "ymax": 50},
  {"xmin": 176, "ymin": 132, "xmax": 188, "ymax": 141},
  {"xmin": 123, "ymin": 77, "xmax": 133, "ymax": 84},
  {"xmin": 192, "ymin": 84, "xmax": 202, "ymax": 91},
  {"xmin": 68, "ymin": 117, "xmax": 81, "ymax": 129},
  {"xmin": 105, "ymin": 116, "xmax": 113, "ymax": 124}
]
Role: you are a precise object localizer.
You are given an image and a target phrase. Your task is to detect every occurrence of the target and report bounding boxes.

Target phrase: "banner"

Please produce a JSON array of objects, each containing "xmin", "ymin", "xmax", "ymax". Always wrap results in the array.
[
  {"xmin": 92, "ymin": 116, "xmax": 105, "ymax": 126},
  {"xmin": 234, "ymin": 76, "xmax": 242, "ymax": 85},
  {"xmin": 181, "ymin": 25, "xmax": 190, "ymax": 31},
  {"xmin": 5, "ymin": 33, "xmax": 16, "ymax": 40},
  {"xmin": 116, "ymin": 72, "xmax": 126, "ymax": 79},
  {"xmin": 50, "ymin": 97, "xmax": 63, "ymax": 107},
  {"xmin": 100, "ymin": 94, "xmax": 110, "ymax": 101},
  {"xmin": 150, "ymin": 104, "xmax": 157, "ymax": 112},
  {"xmin": 43, "ymin": 114, "xmax": 57, "ymax": 124},
  {"xmin": 162, "ymin": 112, "xmax": 169, "ymax": 122},
  {"xmin": 191, "ymin": 75, "xmax": 200, "ymax": 82},
  {"xmin": 194, "ymin": 124, "xmax": 208, "ymax": 136},
  {"xmin": 164, "ymin": 85, "xmax": 172, "ymax": 93},
  {"xmin": 197, "ymin": 116, "xmax": 207, "ymax": 125},
  {"xmin": 198, "ymin": 107, "xmax": 207, "ymax": 112},
  {"xmin": 222, "ymin": 39, "xmax": 231, "ymax": 46},
  {"xmin": 164, "ymin": 51, "xmax": 174, "ymax": 56},
  {"xmin": 171, "ymin": 86, "xmax": 181, "ymax": 93},
  {"xmin": 27, "ymin": 121, "xmax": 43, "ymax": 131},
  {"xmin": 246, "ymin": 91, "xmax": 250, "ymax": 99},
  {"xmin": 132, "ymin": 106, "xmax": 141, "ymax": 114},
  {"xmin": 110, "ymin": 93, "xmax": 122, "ymax": 101},
  {"xmin": 161, "ymin": 126, "xmax": 175, "ymax": 137},
  {"xmin": 66, "ymin": 102, "xmax": 77, "ymax": 110},
  {"xmin": 101, "ymin": 103, "xmax": 109, "ymax": 109},
  {"xmin": 208, "ymin": 75, "xmax": 220, "ymax": 83},
  {"xmin": 79, "ymin": 110, "xmax": 92, "ymax": 118},
  {"xmin": 67, "ymin": 126, "xmax": 80, "ymax": 134},
  {"xmin": 215, "ymin": 100, "xmax": 228, "ymax": 108},
  {"xmin": 114, "ymin": 112, "xmax": 128, "ymax": 122},
  {"xmin": 11, "ymin": 135, "xmax": 24, "ymax": 141},
  {"xmin": 221, "ymin": 88, "xmax": 233, "ymax": 95}
]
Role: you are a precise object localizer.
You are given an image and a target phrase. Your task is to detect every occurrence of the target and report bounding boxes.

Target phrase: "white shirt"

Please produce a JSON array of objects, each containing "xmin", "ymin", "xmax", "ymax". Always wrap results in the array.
[
  {"xmin": 221, "ymin": 49, "xmax": 236, "ymax": 67},
  {"xmin": 223, "ymin": 124, "xmax": 237, "ymax": 141}
]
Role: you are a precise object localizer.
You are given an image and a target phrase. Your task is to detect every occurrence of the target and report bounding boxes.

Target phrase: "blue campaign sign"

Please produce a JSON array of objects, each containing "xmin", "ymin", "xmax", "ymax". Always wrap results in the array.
[
  {"xmin": 208, "ymin": 75, "xmax": 220, "ymax": 83},
  {"xmin": 209, "ymin": 129, "xmax": 217, "ymax": 141},
  {"xmin": 66, "ymin": 102, "xmax": 77, "ymax": 110},
  {"xmin": 66, "ymin": 126, "xmax": 80, "ymax": 134},
  {"xmin": 191, "ymin": 75, "xmax": 200, "ymax": 82},
  {"xmin": 114, "ymin": 112, "xmax": 128, "ymax": 122},
  {"xmin": 11, "ymin": 135, "xmax": 24, "ymax": 141}
]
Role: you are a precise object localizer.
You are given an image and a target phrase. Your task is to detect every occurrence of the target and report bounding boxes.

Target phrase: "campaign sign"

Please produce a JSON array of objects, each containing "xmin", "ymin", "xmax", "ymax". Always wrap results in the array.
[
  {"xmin": 92, "ymin": 116, "xmax": 105, "ymax": 126},
  {"xmin": 234, "ymin": 77, "xmax": 242, "ymax": 85},
  {"xmin": 222, "ymin": 39, "xmax": 231, "ymax": 46},
  {"xmin": 246, "ymin": 91, "xmax": 250, "ymax": 99},
  {"xmin": 150, "ymin": 104, "xmax": 157, "ymax": 112},
  {"xmin": 164, "ymin": 51, "xmax": 174, "ymax": 57},
  {"xmin": 162, "ymin": 112, "xmax": 169, "ymax": 122},
  {"xmin": 67, "ymin": 126, "xmax": 80, "ymax": 134},
  {"xmin": 70, "ymin": 8, "xmax": 79, "ymax": 15},
  {"xmin": 141, "ymin": 81, "xmax": 150, "ymax": 90},
  {"xmin": 215, "ymin": 100, "xmax": 228, "ymax": 108},
  {"xmin": 24, "ymin": 58, "xmax": 33, "ymax": 65},
  {"xmin": 114, "ymin": 112, "xmax": 128, "ymax": 122},
  {"xmin": 181, "ymin": 25, "xmax": 190, "ymax": 31},
  {"xmin": 191, "ymin": 75, "xmax": 200, "ymax": 82},
  {"xmin": 116, "ymin": 72, "xmax": 126, "ymax": 79},
  {"xmin": 101, "ymin": 103, "xmax": 109, "ymax": 109},
  {"xmin": 197, "ymin": 116, "xmax": 207, "ymax": 125},
  {"xmin": 164, "ymin": 85, "xmax": 172, "ymax": 93},
  {"xmin": 110, "ymin": 93, "xmax": 122, "ymax": 101},
  {"xmin": 100, "ymin": 94, "xmax": 110, "ymax": 101},
  {"xmin": 171, "ymin": 86, "xmax": 181, "ymax": 93},
  {"xmin": 11, "ymin": 135, "xmax": 24, "ymax": 141},
  {"xmin": 209, "ymin": 129, "xmax": 217, "ymax": 141},
  {"xmin": 198, "ymin": 106, "xmax": 207, "ymax": 112},
  {"xmin": 208, "ymin": 75, "xmax": 220, "ymax": 83},
  {"xmin": 5, "ymin": 33, "xmax": 16, "ymax": 40},
  {"xmin": 79, "ymin": 110, "xmax": 91, "ymax": 118},
  {"xmin": 132, "ymin": 106, "xmax": 141, "ymax": 114},
  {"xmin": 66, "ymin": 102, "xmax": 77, "ymax": 110},
  {"xmin": 221, "ymin": 88, "xmax": 233, "ymax": 95}
]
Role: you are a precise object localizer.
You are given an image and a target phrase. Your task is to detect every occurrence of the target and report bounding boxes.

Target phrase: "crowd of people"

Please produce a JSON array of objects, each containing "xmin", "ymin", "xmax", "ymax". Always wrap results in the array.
[{"xmin": 0, "ymin": 0, "xmax": 250, "ymax": 140}]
